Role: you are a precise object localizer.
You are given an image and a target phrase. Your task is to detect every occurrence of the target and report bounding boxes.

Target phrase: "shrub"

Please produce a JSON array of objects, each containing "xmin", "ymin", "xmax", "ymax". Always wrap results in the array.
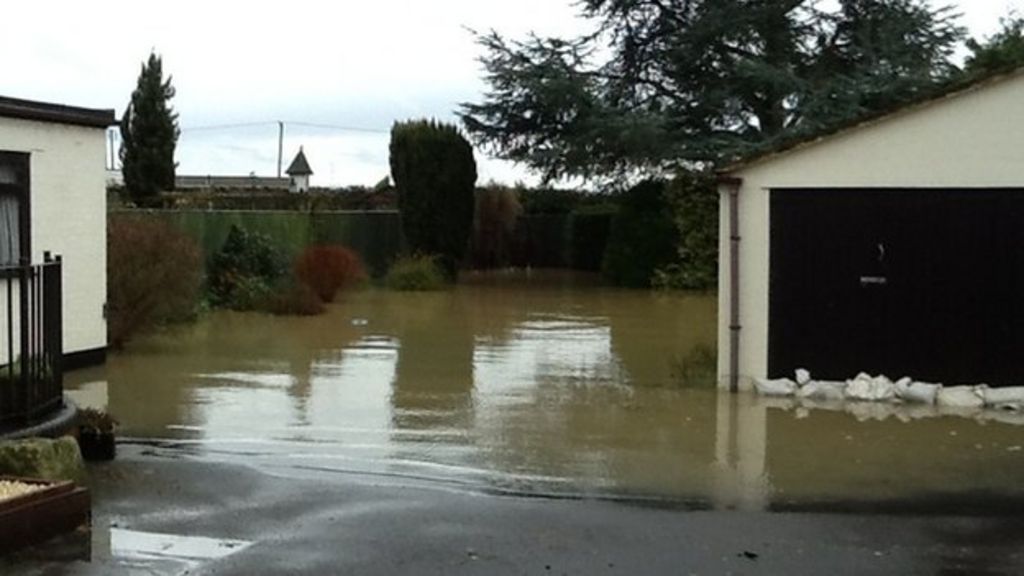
[
  {"xmin": 107, "ymin": 215, "xmax": 202, "ymax": 348},
  {"xmin": 208, "ymin": 225, "xmax": 286, "ymax": 309},
  {"xmin": 386, "ymin": 255, "xmax": 447, "ymax": 291},
  {"xmin": 653, "ymin": 173, "xmax": 719, "ymax": 290},
  {"xmin": 567, "ymin": 205, "xmax": 616, "ymax": 271},
  {"xmin": 601, "ymin": 181, "xmax": 679, "ymax": 287},
  {"xmin": 294, "ymin": 245, "xmax": 366, "ymax": 303},
  {"xmin": 260, "ymin": 282, "xmax": 325, "ymax": 316},
  {"xmin": 468, "ymin": 185, "xmax": 522, "ymax": 269},
  {"xmin": 389, "ymin": 120, "xmax": 477, "ymax": 278}
]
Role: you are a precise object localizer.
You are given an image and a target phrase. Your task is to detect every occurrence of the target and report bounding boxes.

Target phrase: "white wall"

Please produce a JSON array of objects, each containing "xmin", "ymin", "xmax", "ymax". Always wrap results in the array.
[
  {"xmin": 289, "ymin": 174, "xmax": 310, "ymax": 193},
  {"xmin": 0, "ymin": 116, "xmax": 107, "ymax": 356},
  {"xmin": 718, "ymin": 72, "xmax": 1024, "ymax": 389}
]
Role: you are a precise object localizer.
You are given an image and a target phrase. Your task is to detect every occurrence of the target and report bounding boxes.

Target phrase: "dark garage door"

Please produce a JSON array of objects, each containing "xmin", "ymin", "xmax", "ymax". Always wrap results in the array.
[{"xmin": 769, "ymin": 188, "xmax": 1024, "ymax": 387}]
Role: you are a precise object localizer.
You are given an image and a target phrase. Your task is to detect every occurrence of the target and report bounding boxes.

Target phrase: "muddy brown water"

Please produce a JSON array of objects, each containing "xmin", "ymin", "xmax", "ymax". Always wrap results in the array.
[{"xmin": 67, "ymin": 271, "xmax": 1024, "ymax": 510}]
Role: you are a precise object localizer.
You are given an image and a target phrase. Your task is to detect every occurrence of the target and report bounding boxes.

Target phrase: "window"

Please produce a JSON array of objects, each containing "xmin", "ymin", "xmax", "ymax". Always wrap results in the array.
[{"xmin": 0, "ymin": 152, "xmax": 28, "ymax": 267}]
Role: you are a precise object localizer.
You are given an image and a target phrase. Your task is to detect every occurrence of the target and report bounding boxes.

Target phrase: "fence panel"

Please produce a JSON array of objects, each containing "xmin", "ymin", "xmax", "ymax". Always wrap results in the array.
[{"xmin": 0, "ymin": 256, "xmax": 63, "ymax": 428}]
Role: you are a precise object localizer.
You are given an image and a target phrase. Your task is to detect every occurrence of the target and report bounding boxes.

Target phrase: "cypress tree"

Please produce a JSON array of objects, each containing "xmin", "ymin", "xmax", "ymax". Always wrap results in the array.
[
  {"xmin": 389, "ymin": 120, "xmax": 478, "ymax": 278},
  {"xmin": 120, "ymin": 53, "xmax": 179, "ymax": 206}
]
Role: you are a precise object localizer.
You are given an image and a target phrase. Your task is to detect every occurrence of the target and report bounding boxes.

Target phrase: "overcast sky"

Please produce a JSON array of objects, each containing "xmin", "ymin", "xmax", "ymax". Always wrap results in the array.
[{"xmin": 1, "ymin": 0, "xmax": 1020, "ymax": 186}]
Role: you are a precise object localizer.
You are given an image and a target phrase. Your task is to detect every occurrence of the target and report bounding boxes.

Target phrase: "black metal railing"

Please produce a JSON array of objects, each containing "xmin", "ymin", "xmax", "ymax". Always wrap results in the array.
[{"xmin": 0, "ymin": 253, "xmax": 63, "ymax": 428}]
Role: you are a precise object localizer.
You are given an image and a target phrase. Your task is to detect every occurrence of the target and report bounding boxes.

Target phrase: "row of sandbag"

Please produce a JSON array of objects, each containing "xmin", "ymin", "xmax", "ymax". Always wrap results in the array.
[
  {"xmin": 757, "ymin": 395, "xmax": 1024, "ymax": 426},
  {"xmin": 754, "ymin": 370, "xmax": 1024, "ymax": 411}
]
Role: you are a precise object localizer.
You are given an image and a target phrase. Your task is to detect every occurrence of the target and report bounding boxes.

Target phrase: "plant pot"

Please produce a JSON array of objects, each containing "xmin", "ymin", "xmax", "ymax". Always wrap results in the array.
[{"xmin": 77, "ymin": 430, "xmax": 116, "ymax": 461}]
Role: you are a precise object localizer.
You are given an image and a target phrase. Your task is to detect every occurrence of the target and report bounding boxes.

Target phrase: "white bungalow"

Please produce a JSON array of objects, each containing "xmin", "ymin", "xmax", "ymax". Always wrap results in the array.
[{"xmin": 0, "ymin": 95, "xmax": 113, "ymax": 429}]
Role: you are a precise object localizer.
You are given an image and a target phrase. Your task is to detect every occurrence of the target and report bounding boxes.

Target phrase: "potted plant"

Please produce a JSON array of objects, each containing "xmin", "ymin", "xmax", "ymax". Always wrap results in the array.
[{"xmin": 76, "ymin": 408, "xmax": 118, "ymax": 461}]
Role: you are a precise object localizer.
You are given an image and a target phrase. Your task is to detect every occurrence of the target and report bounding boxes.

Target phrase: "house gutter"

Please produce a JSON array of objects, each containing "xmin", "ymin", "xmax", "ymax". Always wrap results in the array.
[{"xmin": 718, "ymin": 175, "xmax": 743, "ymax": 393}]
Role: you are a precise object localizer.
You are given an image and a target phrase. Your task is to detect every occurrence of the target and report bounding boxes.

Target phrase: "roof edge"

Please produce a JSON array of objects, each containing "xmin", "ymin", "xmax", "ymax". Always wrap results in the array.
[
  {"xmin": 720, "ymin": 66, "xmax": 1024, "ymax": 175},
  {"xmin": 286, "ymin": 149, "xmax": 313, "ymax": 176},
  {"xmin": 0, "ymin": 95, "xmax": 116, "ymax": 129}
]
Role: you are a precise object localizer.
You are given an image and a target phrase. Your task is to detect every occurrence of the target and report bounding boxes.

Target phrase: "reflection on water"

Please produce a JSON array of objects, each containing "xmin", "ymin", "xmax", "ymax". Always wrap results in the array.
[{"xmin": 67, "ymin": 271, "xmax": 1024, "ymax": 508}]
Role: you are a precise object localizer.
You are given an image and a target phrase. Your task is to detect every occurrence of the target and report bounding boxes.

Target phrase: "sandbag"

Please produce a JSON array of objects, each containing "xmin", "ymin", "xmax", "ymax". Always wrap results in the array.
[
  {"xmin": 795, "ymin": 368, "xmax": 812, "ymax": 386},
  {"xmin": 895, "ymin": 380, "xmax": 941, "ymax": 405},
  {"xmin": 936, "ymin": 385, "xmax": 985, "ymax": 409},
  {"xmin": 845, "ymin": 374, "xmax": 896, "ymax": 402},
  {"xmin": 797, "ymin": 380, "xmax": 846, "ymax": 401},
  {"xmin": 982, "ymin": 386, "xmax": 1024, "ymax": 409},
  {"xmin": 754, "ymin": 378, "xmax": 797, "ymax": 397}
]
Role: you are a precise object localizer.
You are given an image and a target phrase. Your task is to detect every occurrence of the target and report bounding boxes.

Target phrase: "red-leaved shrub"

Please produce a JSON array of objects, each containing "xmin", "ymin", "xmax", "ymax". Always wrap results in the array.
[{"xmin": 294, "ymin": 245, "xmax": 366, "ymax": 302}]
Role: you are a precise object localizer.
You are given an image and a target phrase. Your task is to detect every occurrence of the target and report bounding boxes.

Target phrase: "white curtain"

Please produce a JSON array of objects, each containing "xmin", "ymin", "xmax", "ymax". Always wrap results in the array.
[{"xmin": 0, "ymin": 193, "xmax": 19, "ymax": 266}]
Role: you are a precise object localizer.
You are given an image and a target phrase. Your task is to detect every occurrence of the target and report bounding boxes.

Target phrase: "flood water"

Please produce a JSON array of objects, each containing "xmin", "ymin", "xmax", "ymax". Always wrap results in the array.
[{"xmin": 68, "ymin": 271, "xmax": 1024, "ymax": 510}]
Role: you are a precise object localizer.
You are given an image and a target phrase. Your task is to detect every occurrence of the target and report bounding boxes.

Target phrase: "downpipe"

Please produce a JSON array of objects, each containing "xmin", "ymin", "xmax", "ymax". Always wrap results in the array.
[{"xmin": 721, "ymin": 177, "xmax": 743, "ymax": 394}]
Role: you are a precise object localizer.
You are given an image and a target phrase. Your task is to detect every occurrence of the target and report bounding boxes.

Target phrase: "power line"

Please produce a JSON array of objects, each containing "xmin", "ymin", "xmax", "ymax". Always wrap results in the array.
[
  {"xmin": 180, "ymin": 121, "xmax": 279, "ymax": 132},
  {"xmin": 286, "ymin": 121, "xmax": 389, "ymax": 134},
  {"xmin": 180, "ymin": 120, "xmax": 390, "ymax": 134}
]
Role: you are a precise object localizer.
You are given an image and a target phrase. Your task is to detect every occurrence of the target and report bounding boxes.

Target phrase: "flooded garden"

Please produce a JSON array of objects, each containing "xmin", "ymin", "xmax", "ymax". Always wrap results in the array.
[{"xmin": 66, "ymin": 271, "xmax": 1024, "ymax": 511}]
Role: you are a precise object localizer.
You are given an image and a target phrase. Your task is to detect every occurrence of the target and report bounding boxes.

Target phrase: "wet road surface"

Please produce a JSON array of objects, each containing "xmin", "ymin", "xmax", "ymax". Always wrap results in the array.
[{"xmin": 7, "ymin": 447, "xmax": 1024, "ymax": 575}]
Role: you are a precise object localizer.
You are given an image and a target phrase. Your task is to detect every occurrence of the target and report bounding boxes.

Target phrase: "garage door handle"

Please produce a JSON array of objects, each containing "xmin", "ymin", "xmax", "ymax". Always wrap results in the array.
[{"xmin": 860, "ymin": 276, "xmax": 888, "ymax": 286}]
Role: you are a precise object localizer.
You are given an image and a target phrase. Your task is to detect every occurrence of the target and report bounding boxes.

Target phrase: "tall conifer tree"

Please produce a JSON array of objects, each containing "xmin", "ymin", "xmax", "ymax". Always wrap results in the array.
[{"xmin": 120, "ymin": 53, "xmax": 179, "ymax": 205}]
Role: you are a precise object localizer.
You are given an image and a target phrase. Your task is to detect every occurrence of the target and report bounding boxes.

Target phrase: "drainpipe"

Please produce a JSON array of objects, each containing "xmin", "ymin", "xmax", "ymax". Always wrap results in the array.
[{"xmin": 719, "ymin": 175, "xmax": 743, "ymax": 393}]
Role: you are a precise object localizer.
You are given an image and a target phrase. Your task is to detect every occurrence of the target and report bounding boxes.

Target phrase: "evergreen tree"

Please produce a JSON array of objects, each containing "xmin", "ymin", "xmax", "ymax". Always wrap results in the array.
[
  {"xmin": 460, "ymin": 0, "xmax": 963, "ymax": 180},
  {"xmin": 389, "ymin": 120, "xmax": 478, "ymax": 278},
  {"xmin": 120, "ymin": 53, "xmax": 179, "ymax": 205},
  {"xmin": 965, "ymin": 16, "xmax": 1024, "ymax": 76}
]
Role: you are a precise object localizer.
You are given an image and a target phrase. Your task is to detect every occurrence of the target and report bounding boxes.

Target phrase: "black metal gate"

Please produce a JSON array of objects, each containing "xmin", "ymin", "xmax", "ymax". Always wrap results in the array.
[
  {"xmin": 0, "ymin": 254, "xmax": 63, "ymax": 427},
  {"xmin": 769, "ymin": 188, "xmax": 1024, "ymax": 386}
]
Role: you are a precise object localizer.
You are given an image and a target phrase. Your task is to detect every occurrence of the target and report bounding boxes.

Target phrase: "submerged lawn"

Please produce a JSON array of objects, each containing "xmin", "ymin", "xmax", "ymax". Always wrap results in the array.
[{"xmin": 68, "ymin": 271, "xmax": 1024, "ymax": 508}]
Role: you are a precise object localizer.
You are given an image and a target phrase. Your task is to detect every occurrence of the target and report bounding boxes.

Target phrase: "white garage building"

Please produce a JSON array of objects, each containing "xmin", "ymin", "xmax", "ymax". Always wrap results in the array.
[{"xmin": 716, "ymin": 68, "xmax": 1024, "ymax": 392}]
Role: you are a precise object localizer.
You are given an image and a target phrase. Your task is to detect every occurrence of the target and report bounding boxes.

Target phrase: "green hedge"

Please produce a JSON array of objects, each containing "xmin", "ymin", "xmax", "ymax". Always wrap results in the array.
[
  {"xmin": 114, "ymin": 210, "xmax": 404, "ymax": 278},
  {"xmin": 601, "ymin": 181, "xmax": 679, "ymax": 288},
  {"xmin": 115, "ymin": 208, "xmax": 616, "ymax": 277},
  {"xmin": 567, "ymin": 206, "xmax": 616, "ymax": 271}
]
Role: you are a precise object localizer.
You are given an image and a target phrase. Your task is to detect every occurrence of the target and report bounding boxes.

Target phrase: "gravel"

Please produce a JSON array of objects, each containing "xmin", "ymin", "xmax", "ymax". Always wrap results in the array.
[{"xmin": 0, "ymin": 480, "xmax": 45, "ymax": 502}]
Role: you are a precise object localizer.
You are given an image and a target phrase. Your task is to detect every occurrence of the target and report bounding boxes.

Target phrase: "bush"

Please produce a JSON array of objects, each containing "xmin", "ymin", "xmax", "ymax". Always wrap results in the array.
[
  {"xmin": 260, "ymin": 282, "xmax": 325, "ymax": 316},
  {"xmin": 567, "ymin": 205, "xmax": 616, "ymax": 271},
  {"xmin": 468, "ymin": 185, "xmax": 522, "ymax": 269},
  {"xmin": 601, "ymin": 181, "xmax": 679, "ymax": 287},
  {"xmin": 386, "ymin": 255, "xmax": 447, "ymax": 291},
  {"xmin": 294, "ymin": 245, "xmax": 366, "ymax": 303},
  {"xmin": 389, "ymin": 120, "xmax": 477, "ymax": 278},
  {"xmin": 107, "ymin": 215, "xmax": 202, "ymax": 348},
  {"xmin": 653, "ymin": 173, "xmax": 719, "ymax": 290},
  {"xmin": 208, "ymin": 225, "xmax": 286, "ymax": 309}
]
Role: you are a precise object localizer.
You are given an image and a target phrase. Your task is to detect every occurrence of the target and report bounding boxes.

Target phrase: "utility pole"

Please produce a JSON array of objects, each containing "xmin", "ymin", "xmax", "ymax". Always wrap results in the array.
[{"xmin": 277, "ymin": 121, "xmax": 284, "ymax": 178}]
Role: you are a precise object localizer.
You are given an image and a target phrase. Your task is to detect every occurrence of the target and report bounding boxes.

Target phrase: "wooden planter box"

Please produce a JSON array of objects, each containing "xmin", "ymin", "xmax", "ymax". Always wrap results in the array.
[{"xmin": 0, "ymin": 476, "xmax": 90, "ymax": 555}]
